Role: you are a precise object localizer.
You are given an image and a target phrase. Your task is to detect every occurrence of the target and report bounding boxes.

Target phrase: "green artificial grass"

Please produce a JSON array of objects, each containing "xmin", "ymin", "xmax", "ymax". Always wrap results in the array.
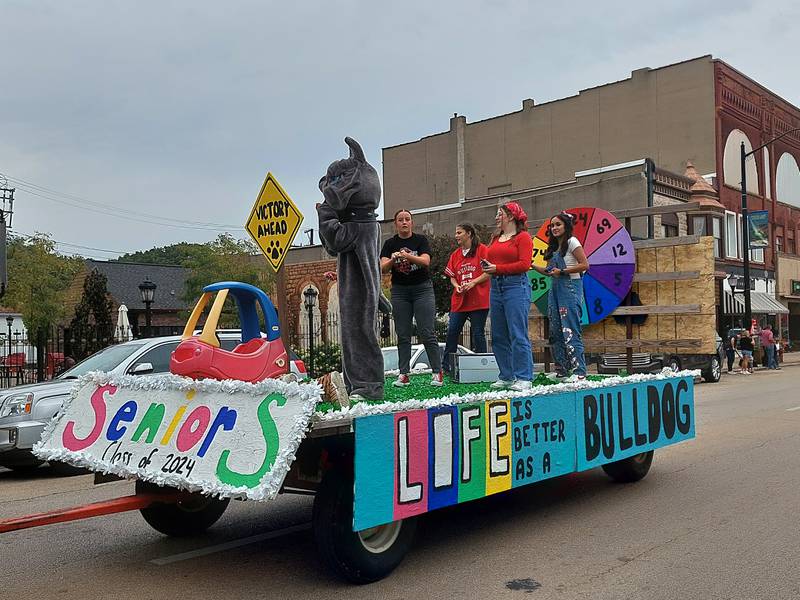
[{"xmin": 315, "ymin": 371, "xmax": 606, "ymax": 414}]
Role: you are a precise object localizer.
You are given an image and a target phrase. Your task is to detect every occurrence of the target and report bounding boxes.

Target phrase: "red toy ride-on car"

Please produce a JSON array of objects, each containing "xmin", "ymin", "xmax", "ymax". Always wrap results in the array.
[{"xmin": 170, "ymin": 282, "xmax": 289, "ymax": 383}]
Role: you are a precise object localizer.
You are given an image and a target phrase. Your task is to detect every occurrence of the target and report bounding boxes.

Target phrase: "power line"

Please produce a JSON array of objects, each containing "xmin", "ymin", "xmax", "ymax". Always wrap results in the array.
[{"xmin": 2, "ymin": 173, "xmax": 245, "ymax": 231}]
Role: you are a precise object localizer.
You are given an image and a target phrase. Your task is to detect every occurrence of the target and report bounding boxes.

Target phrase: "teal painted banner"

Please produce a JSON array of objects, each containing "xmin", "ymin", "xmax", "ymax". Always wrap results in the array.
[
  {"xmin": 353, "ymin": 376, "xmax": 694, "ymax": 531},
  {"xmin": 748, "ymin": 210, "xmax": 769, "ymax": 248}
]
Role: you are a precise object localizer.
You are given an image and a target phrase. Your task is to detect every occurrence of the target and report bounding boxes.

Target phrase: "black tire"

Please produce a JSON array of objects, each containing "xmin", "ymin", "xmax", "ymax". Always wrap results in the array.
[
  {"xmin": 136, "ymin": 480, "xmax": 229, "ymax": 536},
  {"xmin": 313, "ymin": 469, "xmax": 416, "ymax": 584},
  {"xmin": 666, "ymin": 357, "xmax": 681, "ymax": 373},
  {"xmin": 702, "ymin": 355, "xmax": 721, "ymax": 383},
  {"xmin": 601, "ymin": 451, "xmax": 654, "ymax": 483}
]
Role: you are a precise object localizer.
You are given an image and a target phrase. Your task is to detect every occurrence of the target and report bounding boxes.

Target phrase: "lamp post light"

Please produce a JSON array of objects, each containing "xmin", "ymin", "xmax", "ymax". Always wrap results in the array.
[
  {"xmin": 740, "ymin": 127, "xmax": 800, "ymax": 332},
  {"xmin": 5, "ymin": 316, "xmax": 12, "ymax": 357},
  {"xmin": 303, "ymin": 286, "xmax": 318, "ymax": 377},
  {"xmin": 5, "ymin": 316, "xmax": 11, "ymax": 382},
  {"xmin": 138, "ymin": 279, "xmax": 157, "ymax": 338}
]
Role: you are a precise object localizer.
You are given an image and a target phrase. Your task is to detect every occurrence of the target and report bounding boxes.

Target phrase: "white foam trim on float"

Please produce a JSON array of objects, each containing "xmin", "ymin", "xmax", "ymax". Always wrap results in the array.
[{"xmin": 315, "ymin": 368, "xmax": 701, "ymax": 421}]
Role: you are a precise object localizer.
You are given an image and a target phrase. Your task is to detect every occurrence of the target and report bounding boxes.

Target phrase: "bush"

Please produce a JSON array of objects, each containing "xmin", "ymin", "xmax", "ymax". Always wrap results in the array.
[{"xmin": 297, "ymin": 343, "xmax": 342, "ymax": 377}]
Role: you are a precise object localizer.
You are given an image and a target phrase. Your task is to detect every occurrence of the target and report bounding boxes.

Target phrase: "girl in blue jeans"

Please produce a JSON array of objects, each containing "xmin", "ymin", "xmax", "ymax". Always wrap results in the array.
[
  {"xmin": 483, "ymin": 201, "xmax": 534, "ymax": 391},
  {"xmin": 532, "ymin": 212, "xmax": 590, "ymax": 379}
]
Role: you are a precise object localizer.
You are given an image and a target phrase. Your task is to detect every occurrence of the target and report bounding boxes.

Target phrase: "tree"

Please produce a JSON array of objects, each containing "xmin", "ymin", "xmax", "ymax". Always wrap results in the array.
[
  {"xmin": 69, "ymin": 270, "xmax": 115, "ymax": 360},
  {"xmin": 183, "ymin": 234, "xmax": 274, "ymax": 328},
  {"xmin": 4, "ymin": 233, "xmax": 82, "ymax": 336},
  {"xmin": 115, "ymin": 242, "xmax": 207, "ymax": 266}
]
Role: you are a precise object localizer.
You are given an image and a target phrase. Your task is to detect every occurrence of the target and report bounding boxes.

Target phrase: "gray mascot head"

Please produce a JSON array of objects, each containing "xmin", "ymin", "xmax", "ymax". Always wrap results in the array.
[{"xmin": 319, "ymin": 137, "xmax": 381, "ymax": 213}]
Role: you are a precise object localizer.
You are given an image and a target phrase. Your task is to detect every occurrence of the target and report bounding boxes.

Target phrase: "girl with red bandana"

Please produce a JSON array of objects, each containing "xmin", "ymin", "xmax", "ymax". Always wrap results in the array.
[{"xmin": 481, "ymin": 201, "xmax": 534, "ymax": 391}]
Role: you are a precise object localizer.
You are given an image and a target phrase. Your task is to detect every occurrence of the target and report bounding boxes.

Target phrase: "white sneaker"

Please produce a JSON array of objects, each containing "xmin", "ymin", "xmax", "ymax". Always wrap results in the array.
[
  {"xmin": 563, "ymin": 374, "xmax": 587, "ymax": 383},
  {"xmin": 430, "ymin": 371, "xmax": 444, "ymax": 387},
  {"xmin": 490, "ymin": 379, "xmax": 514, "ymax": 390},
  {"xmin": 509, "ymin": 380, "xmax": 532, "ymax": 392}
]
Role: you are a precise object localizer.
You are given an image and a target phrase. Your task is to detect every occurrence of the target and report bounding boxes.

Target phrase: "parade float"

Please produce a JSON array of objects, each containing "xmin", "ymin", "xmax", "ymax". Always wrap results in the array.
[{"xmin": 0, "ymin": 146, "xmax": 700, "ymax": 585}]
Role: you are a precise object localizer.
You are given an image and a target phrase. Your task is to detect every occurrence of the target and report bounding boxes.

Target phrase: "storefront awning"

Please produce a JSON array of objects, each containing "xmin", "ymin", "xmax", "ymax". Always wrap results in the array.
[
  {"xmin": 723, "ymin": 289, "xmax": 745, "ymax": 315},
  {"xmin": 750, "ymin": 291, "xmax": 789, "ymax": 314},
  {"xmin": 724, "ymin": 289, "xmax": 788, "ymax": 315}
]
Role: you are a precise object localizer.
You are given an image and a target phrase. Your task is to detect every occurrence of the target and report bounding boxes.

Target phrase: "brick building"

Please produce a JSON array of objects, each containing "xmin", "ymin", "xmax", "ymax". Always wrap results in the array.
[{"xmin": 380, "ymin": 55, "xmax": 800, "ymax": 340}]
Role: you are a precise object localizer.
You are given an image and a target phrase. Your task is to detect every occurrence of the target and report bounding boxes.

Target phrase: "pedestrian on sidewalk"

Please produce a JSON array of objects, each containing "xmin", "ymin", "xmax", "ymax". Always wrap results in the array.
[
  {"xmin": 759, "ymin": 324, "xmax": 778, "ymax": 370},
  {"xmin": 725, "ymin": 326, "xmax": 739, "ymax": 373},
  {"xmin": 739, "ymin": 330, "xmax": 754, "ymax": 374}
]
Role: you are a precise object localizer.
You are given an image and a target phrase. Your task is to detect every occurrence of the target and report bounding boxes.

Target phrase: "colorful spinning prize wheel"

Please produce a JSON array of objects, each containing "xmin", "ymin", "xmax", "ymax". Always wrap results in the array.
[{"xmin": 529, "ymin": 207, "xmax": 635, "ymax": 325}]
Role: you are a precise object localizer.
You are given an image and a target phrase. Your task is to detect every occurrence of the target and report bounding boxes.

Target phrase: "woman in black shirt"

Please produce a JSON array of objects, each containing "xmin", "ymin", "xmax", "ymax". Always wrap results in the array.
[{"xmin": 380, "ymin": 209, "xmax": 443, "ymax": 387}]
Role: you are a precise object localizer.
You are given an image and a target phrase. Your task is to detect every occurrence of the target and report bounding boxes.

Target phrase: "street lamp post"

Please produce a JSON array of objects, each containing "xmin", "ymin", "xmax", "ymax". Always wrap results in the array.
[
  {"xmin": 5, "ymin": 316, "xmax": 11, "ymax": 384},
  {"xmin": 138, "ymin": 279, "xmax": 157, "ymax": 338},
  {"xmin": 303, "ymin": 286, "xmax": 318, "ymax": 377},
  {"xmin": 740, "ymin": 127, "xmax": 800, "ymax": 332}
]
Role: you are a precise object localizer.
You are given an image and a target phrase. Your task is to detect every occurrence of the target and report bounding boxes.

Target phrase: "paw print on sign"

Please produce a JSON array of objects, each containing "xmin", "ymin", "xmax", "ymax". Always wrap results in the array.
[{"xmin": 267, "ymin": 239, "xmax": 283, "ymax": 261}]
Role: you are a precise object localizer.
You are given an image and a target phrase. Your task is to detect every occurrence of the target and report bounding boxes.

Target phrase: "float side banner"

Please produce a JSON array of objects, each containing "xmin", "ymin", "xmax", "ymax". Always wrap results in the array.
[
  {"xmin": 575, "ymin": 376, "xmax": 695, "ymax": 471},
  {"xmin": 353, "ymin": 391, "xmax": 577, "ymax": 531},
  {"xmin": 34, "ymin": 373, "xmax": 320, "ymax": 501},
  {"xmin": 353, "ymin": 376, "xmax": 695, "ymax": 531}
]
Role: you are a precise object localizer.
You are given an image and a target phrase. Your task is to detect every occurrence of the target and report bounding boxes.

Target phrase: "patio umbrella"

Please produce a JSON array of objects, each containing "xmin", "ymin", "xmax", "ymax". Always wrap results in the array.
[{"xmin": 116, "ymin": 304, "xmax": 133, "ymax": 342}]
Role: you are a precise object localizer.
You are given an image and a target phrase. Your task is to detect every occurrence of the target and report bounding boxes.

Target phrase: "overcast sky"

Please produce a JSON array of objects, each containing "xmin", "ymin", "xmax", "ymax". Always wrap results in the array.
[{"xmin": 1, "ymin": 0, "xmax": 798, "ymax": 260}]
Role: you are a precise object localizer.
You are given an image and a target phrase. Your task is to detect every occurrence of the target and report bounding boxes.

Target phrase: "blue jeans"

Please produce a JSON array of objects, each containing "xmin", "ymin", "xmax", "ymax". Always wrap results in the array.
[
  {"xmin": 765, "ymin": 344, "xmax": 777, "ymax": 369},
  {"xmin": 547, "ymin": 251, "xmax": 587, "ymax": 376},
  {"xmin": 443, "ymin": 309, "xmax": 489, "ymax": 372},
  {"xmin": 490, "ymin": 274, "xmax": 533, "ymax": 382}
]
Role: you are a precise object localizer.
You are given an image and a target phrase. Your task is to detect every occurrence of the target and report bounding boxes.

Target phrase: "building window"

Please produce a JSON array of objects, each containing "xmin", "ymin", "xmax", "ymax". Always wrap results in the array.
[
  {"xmin": 725, "ymin": 211, "xmax": 738, "ymax": 258},
  {"xmin": 712, "ymin": 217, "xmax": 722, "ymax": 259},
  {"xmin": 776, "ymin": 236, "xmax": 783, "ymax": 254},
  {"xmin": 789, "ymin": 237, "xmax": 796, "ymax": 255},
  {"xmin": 662, "ymin": 224, "xmax": 678, "ymax": 238},
  {"xmin": 691, "ymin": 216, "xmax": 706, "ymax": 236},
  {"xmin": 750, "ymin": 247, "xmax": 764, "ymax": 263},
  {"xmin": 723, "ymin": 129, "xmax": 759, "ymax": 193},
  {"xmin": 738, "ymin": 214, "xmax": 744, "ymax": 258}
]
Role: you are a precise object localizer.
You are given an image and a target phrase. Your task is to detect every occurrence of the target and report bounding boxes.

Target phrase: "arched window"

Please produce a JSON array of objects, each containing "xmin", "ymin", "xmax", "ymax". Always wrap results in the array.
[
  {"xmin": 327, "ymin": 282, "xmax": 339, "ymax": 320},
  {"xmin": 776, "ymin": 152, "xmax": 800, "ymax": 208},
  {"xmin": 722, "ymin": 129, "xmax": 759, "ymax": 194},
  {"xmin": 763, "ymin": 146, "xmax": 771, "ymax": 199},
  {"xmin": 298, "ymin": 284, "xmax": 322, "ymax": 347}
]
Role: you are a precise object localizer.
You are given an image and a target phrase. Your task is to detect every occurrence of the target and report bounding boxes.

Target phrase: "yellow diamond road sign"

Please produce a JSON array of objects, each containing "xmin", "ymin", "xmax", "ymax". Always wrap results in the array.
[{"xmin": 245, "ymin": 173, "xmax": 304, "ymax": 271}]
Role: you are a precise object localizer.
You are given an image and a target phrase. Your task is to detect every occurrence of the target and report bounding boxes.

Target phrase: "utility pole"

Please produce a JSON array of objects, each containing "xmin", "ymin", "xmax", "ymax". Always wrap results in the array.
[{"xmin": 0, "ymin": 184, "xmax": 14, "ymax": 298}]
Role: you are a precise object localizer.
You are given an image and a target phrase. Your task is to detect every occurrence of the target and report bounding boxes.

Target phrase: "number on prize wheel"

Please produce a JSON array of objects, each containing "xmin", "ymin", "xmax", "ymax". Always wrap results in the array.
[{"xmin": 529, "ymin": 207, "xmax": 635, "ymax": 324}]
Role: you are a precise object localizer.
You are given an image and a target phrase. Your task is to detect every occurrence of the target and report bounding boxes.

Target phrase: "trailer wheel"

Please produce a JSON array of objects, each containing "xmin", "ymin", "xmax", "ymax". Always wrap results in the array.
[
  {"xmin": 136, "ymin": 480, "xmax": 229, "ymax": 536},
  {"xmin": 313, "ymin": 470, "xmax": 416, "ymax": 584},
  {"xmin": 601, "ymin": 450, "xmax": 654, "ymax": 483}
]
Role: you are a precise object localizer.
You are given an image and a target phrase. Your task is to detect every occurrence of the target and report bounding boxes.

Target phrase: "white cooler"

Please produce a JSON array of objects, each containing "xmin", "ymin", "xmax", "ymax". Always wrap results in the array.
[{"xmin": 452, "ymin": 353, "xmax": 500, "ymax": 383}]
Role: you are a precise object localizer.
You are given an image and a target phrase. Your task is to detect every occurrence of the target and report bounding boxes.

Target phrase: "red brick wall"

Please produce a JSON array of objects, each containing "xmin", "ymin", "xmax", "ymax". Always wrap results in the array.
[
  {"xmin": 284, "ymin": 259, "xmax": 337, "ymax": 344},
  {"xmin": 715, "ymin": 61, "xmax": 800, "ymax": 273}
]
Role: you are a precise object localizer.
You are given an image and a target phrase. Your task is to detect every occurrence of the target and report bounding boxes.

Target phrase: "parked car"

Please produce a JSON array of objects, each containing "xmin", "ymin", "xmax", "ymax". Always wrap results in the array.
[
  {"xmin": 597, "ymin": 334, "xmax": 724, "ymax": 383},
  {"xmin": 0, "ymin": 333, "xmax": 306, "ymax": 473},
  {"xmin": 381, "ymin": 343, "xmax": 472, "ymax": 372}
]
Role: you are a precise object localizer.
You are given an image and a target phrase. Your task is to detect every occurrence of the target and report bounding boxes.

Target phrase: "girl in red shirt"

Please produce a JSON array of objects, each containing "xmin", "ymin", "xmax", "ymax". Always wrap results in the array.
[
  {"xmin": 482, "ymin": 201, "xmax": 534, "ymax": 391},
  {"xmin": 442, "ymin": 223, "xmax": 490, "ymax": 373}
]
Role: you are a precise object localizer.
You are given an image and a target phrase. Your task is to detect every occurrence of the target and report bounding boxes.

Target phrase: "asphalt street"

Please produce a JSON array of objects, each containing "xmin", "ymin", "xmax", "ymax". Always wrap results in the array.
[{"xmin": 1, "ymin": 366, "xmax": 799, "ymax": 600}]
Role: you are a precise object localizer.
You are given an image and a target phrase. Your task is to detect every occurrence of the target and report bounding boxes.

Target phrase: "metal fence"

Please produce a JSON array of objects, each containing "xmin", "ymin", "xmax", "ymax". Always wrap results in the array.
[{"xmin": 0, "ymin": 325, "xmax": 118, "ymax": 389}]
